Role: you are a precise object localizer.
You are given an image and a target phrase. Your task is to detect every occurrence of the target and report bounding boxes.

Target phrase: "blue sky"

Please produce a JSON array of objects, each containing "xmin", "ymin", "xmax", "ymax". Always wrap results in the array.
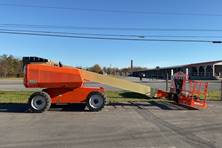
[{"xmin": 0, "ymin": 0, "xmax": 222, "ymax": 68}]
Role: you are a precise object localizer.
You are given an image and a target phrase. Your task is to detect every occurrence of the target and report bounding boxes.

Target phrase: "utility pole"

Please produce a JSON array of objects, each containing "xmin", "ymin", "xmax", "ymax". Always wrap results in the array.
[
  {"xmin": 221, "ymin": 80, "xmax": 222, "ymax": 101},
  {"xmin": 166, "ymin": 73, "xmax": 169, "ymax": 91}
]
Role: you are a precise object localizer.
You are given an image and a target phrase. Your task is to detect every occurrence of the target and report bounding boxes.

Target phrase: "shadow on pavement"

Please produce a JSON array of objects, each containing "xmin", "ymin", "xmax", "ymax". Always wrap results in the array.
[
  {"xmin": 0, "ymin": 101, "xmax": 196, "ymax": 113},
  {"xmin": 107, "ymin": 102, "xmax": 153, "ymax": 109},
  {"xmin": 108, "ymin": 100, "xmax": 197, "ymax": 110},
  {"xmin": 119, "ymin": 92, "xmax": 150, "ymax": 99},
  {"xmin": 0, "ymin": 103, "xmax": 29, "ymax": 113},
  {"xmin": 148, "ymin": 101, "xmax": 197, "ymax": 110},
  {"xmin": 110, "ymin": 91, "xmax": 196, "ymax": 110},
  {"xmin": 50, "ymin": 104, "xmax": 90, "ymax": 112},
  {"xmin": 0, "ymin": 103, "xmax": 89, "ymax": 113}
]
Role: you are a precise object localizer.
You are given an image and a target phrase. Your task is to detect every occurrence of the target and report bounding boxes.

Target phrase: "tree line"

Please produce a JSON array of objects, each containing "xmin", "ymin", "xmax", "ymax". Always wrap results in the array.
[
  {"xmin": 0, "ymin": 54, "xmax": 147, "ymax": 77},
  {"xmin": 87, "ymin": 64, "xmax": 147, "ymax": 76},
  {"xmin": 0, "ymin": 54, "xmax": 23, "ymax": 77}
]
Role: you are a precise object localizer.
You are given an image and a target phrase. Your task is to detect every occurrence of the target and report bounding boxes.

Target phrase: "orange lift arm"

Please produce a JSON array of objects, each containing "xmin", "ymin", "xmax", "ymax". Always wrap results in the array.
[
  {"xmin": 80, "ymin": 69, "xmax": 155, "ymax": 96},
  {"xmin": 24, "ymin": 63, "xmax": 156, "ymax": 97}
]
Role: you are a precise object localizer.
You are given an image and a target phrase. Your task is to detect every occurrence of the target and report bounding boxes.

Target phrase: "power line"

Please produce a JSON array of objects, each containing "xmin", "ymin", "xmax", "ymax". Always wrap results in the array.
[
  {"xmin": 1, "ymin": 23, "xmax": 222, "ymax": 32},
  {"xmin": 0, "ymin": 28, "xmax": 141, "ymax": 38},
  {"xmin": 0, "ymin": 29, "xmax": 221, "ymax": 43},
  {"xmin": 0, "ymin": 28, "xmax": 222, "ymax": 39},
  {"xmin": 0, "ymin": 3, "xmax": 221, "ymax": 17}
]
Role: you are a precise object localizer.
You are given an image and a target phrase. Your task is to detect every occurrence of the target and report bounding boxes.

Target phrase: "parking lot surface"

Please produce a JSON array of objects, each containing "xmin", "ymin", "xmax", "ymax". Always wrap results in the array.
[{"xmin": 0, "ymin": 101, "xmax": 221, "ymax": 148}]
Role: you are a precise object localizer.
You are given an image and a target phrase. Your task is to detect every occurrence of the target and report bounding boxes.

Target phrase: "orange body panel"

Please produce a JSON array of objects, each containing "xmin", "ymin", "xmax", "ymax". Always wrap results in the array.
[
  {"xmin": 44, "ymin": 87, "xmax": 104, "ymax": 104},
  {"xmin": 155, "ymin": 89, "xmax": 169, "ymax": 98},
  {"xmin": 178, "ymin": 94, "xmax": 207, "ymax": 109},
  {"xmin": 24, "ymin": 64, "xmax": 84, "ymax": 88},
  {"xmin": 24, "ymin": 64, "xmax": 104, "ymax": 104}
]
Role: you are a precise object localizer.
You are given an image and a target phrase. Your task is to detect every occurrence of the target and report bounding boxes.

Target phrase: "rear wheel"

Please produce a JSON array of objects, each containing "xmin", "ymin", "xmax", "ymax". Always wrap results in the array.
[
  {"xmin": 86, "ymin": 92, "xmax": 106, "ymax": 112},
  {"xmin": 28, "ymin": 91, "xmax": 51, "ymax": 113}
]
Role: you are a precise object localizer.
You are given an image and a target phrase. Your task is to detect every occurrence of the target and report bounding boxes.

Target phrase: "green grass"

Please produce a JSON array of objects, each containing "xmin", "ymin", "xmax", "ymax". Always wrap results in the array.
[
  {"xmin": 192, "ymin": 90, "xmax": 221, "ymax": 101},
  {"xmin": 0, "ymin": 77, "xmax": 22, "ymax": 80},
  {"xmin": 0, "ymin": 91, "xmax": 33, "ymax": 103},
  {"xmin": 208, "ymin": 90, "xmax": 221, "ymax": 101},
  {"xmin": 0, "ymin": 91, "xmax": 150, "ymax": 103},
  {"xmin": 0, "ymin": 90, "xmax": 220, "ymax": 104}
]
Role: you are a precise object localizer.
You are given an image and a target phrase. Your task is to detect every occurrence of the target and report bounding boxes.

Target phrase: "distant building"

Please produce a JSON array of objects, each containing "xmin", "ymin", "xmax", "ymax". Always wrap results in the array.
[{"xmin": 131, "ymin": 60, "xmax": 222, "ymax": 80}]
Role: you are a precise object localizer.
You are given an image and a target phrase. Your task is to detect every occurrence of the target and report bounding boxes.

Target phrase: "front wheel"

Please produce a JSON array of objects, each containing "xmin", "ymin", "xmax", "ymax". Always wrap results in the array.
[
  {"xmin": 86, "ymin": 92, "xmax": 106, "ymax": 112},
  {"xmin": 28, "ymin": 91, "xmax": 51, "ymax": 113}
]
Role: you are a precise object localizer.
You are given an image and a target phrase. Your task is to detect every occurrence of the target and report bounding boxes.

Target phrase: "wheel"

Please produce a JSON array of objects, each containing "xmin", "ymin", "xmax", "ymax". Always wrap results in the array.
[
  {"xmin": 28, "ymin": 91, "xmax": 51, "ymax": 113},
  {"xmin": 86, "ymin": 92, "xmax": 106, "ymax": 112}
]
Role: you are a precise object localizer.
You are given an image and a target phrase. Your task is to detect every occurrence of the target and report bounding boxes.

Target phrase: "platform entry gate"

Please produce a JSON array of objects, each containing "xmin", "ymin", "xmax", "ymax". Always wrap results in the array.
[{"xmin": 170, "ymin": 72, "xmax": 208, "ymax": 109}]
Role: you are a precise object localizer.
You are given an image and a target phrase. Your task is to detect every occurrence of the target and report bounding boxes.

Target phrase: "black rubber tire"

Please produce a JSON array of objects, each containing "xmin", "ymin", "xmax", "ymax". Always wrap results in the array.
[
  {"xmin": 86, "ymin": 92, "xmax": 106, "ymax": 112},
  {"xmin": 28, "ymin": 91, "xmax": 51, "ymax": 113}
]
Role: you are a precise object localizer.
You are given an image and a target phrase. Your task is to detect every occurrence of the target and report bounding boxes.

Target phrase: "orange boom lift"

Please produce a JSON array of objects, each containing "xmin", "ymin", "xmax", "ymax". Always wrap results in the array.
[{"xmin": 23, "ymin": 57, "xmax": 208, "ymax": 112}]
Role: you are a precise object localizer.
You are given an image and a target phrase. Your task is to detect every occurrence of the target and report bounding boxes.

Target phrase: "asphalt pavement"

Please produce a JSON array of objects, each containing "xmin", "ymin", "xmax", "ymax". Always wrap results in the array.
[{"xmin": 0, "ymin": 101, "xmax": 221, "ymax": 148}]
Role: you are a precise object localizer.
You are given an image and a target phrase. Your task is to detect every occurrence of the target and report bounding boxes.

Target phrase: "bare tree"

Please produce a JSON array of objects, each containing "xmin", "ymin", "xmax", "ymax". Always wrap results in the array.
[{"xmin": 88, "ymin": 64, "xmax": 103, "ymax": 74}]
